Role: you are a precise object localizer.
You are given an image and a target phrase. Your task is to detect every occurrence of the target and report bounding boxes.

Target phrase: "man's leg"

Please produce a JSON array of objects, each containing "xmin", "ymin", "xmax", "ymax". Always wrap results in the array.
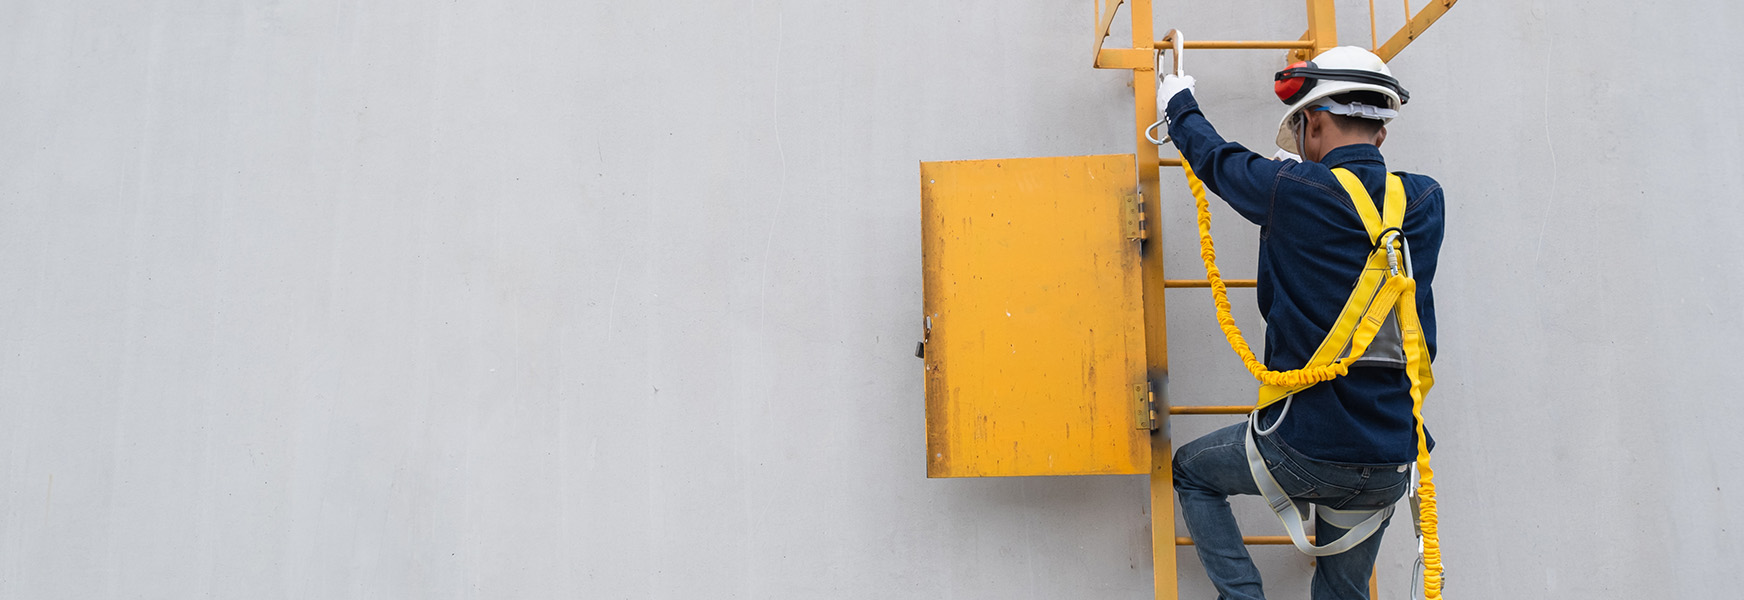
[
  {"xmin": 1309, "ymin": 512, "xmax": 1391, "ymax": 600},
  {"xmin": 1173, "ymin": 422, "xmax": 1267, "ymax": 600}
]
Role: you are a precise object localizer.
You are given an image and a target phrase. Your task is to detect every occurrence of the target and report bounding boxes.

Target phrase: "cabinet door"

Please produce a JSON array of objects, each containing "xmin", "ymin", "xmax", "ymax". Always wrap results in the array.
[{"xmin": 921, "ymin": 154, "xmax": 1149, "ymax": 478}]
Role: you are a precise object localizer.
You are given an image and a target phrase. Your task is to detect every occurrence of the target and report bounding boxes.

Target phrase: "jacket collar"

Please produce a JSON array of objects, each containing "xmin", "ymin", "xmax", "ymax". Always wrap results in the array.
[{"xmin": 1319, "ymin": 144, "xmax": 1385, "ymax": 169}]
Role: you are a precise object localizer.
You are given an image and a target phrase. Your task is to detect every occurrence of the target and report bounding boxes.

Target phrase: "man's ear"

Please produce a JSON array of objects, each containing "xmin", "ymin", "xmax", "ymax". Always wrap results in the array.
[{"xmin": 1373, "ymin": 125, "xmax": 1388, "ymax": 148}]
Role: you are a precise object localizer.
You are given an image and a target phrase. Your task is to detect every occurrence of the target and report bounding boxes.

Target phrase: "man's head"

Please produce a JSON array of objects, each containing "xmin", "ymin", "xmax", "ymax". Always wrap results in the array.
[
  {"xmin": 1293, "ymin": 91, "xmax": 1391, "ymax": 162},
  {"xmin": 1272, "ymin": 46, "xmax": 1408, "ymax": 160}
]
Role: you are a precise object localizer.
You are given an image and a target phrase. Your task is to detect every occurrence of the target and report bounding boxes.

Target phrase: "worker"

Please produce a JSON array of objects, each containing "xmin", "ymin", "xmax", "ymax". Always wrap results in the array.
[{"xmin": 1155, "ymin": 46, "xmax": 1444, "ymax": 600}]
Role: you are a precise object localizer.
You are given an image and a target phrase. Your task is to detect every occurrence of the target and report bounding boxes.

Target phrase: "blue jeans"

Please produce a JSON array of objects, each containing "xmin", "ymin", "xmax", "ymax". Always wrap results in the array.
[{"xmin": 1173, "ymin": 421, "xmax": 1411, "ymax": 600}]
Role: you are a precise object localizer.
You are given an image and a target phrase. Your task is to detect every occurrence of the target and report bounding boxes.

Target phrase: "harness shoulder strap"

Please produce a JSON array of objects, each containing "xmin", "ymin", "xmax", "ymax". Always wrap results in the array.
[
  {"xmin": 1383, "ymin": 172, "xmax": 1405, "ymax": 231},
  {"xmin": 1329, "ymin": 167, "xmax": 1403, "ymax": 236}
]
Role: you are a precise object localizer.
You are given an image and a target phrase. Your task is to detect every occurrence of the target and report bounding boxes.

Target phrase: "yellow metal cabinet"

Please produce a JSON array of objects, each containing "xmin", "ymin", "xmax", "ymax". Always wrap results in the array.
[{"xmin": 920, "ymin": 154, "xmax": 1151, "ymax": 478}]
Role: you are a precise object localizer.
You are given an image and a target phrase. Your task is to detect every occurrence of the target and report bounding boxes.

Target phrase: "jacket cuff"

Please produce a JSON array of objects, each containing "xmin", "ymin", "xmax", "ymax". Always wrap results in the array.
[{"xmin": 1165, "ymin": 90, "xmax": 1201, "ymax": 125}]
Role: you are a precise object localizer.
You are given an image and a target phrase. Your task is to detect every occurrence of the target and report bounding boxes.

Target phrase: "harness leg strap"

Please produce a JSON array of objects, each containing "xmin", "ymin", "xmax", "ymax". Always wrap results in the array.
[{"xmin": 1244, "ymin": 414, "xmax": 1394, "ymax": 557}]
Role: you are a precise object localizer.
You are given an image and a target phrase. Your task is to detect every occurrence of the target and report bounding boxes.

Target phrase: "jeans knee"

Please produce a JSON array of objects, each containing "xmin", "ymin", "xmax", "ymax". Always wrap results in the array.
[
  {"xmin": 1172, "ymin": 453, "xmax": 1204, "ymax": 492},
  {"xmin": 1171, "ymin": 453, "xmax": 1213, "ymax": 495}
]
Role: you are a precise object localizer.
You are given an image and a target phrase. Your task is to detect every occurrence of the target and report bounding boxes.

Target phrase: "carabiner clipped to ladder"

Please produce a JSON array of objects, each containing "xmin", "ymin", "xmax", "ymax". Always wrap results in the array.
[{"xmin": 1144, "ymin": 30, "xmax": 1186, "ymax": 146}]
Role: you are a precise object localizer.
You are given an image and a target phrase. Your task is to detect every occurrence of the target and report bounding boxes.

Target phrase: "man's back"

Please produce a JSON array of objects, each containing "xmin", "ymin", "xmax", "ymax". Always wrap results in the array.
[
  {"xmin": 1259, "ymin": 146, "xmax": 1444, "ymax": 464},
  {"xmin": 1163, "ymin": 93, "xmax": 1445, "ymax": 465}
]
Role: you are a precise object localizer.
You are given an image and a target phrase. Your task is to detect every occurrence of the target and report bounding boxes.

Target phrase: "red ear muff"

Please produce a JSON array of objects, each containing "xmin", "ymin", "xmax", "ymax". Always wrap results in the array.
[{"xmin": 1274, "ymin": 60, "xmax": 1316, "ymax": 105}]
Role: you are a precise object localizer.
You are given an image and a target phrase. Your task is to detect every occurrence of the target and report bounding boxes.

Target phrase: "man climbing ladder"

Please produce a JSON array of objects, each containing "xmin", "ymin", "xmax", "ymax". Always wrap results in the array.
[{"xmin": 1156, "ymin": 46, "xmax": 1445, "ymax": 600}]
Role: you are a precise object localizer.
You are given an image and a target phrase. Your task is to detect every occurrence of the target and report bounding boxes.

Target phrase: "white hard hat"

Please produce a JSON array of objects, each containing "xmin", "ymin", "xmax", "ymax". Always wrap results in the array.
[{"xmin": 1272, "ymin": 46, "xmax": 1409, "ymax": 152}]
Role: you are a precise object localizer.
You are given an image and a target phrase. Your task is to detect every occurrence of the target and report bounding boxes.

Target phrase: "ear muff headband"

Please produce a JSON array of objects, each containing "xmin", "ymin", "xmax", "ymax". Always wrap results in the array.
[{"xmin": 1273, "ymin": 63, "xmax": 1411, "ymax": 105}]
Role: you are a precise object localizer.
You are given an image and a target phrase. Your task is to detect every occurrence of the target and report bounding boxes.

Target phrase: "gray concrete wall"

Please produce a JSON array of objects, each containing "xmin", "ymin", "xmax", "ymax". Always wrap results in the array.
[{"xmin": 1, "ymin": 1, "xmax": 1736, "ymax": 598}]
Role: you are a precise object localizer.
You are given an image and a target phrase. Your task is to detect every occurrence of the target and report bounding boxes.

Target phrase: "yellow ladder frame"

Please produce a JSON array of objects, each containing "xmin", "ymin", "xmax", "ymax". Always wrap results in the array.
[{"xmin": 1089, "ymin": 1, "xmax": 1456, "ymax": 598}]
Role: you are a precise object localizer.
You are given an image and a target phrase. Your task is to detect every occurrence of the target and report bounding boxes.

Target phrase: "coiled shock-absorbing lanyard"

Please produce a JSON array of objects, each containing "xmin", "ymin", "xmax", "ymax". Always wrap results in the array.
[{"xmin": 1180, "ymin": 160, "xmax": 1443, "ymax": 599}]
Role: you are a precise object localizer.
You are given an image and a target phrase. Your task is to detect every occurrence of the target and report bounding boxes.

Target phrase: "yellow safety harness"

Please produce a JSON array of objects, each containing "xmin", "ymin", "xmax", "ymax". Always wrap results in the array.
[{"xmin": 1182, "ymin": 161, "xmax": 1443, "ymax": 599}]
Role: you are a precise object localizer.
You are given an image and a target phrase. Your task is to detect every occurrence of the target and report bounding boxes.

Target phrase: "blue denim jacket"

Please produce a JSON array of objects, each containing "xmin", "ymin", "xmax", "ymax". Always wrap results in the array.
[{"xmin": 1165, "ymin": 91, "xmax": 1444, "ymax": 465}]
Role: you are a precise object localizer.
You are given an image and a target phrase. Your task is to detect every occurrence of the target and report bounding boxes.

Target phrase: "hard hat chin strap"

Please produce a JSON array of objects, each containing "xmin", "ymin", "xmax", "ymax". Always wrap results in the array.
[{"xmin": 1295, "ymin": 112, "xmax": 1309, "ymax": 158}]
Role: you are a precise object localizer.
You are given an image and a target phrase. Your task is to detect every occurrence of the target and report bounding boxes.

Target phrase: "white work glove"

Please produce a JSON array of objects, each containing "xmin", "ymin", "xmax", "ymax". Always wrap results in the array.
[
  {"xmin": 1148, "ymin": 74, "xmax": 1195, "ymax": 146},
  {"xmin": 1158, "ymin": 74, "xmax": 1196, "ymax": 107}
]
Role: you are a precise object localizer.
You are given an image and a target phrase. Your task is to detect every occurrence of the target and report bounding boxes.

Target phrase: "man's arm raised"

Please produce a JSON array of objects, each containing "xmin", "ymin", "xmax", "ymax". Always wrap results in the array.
[{"xmin": 1161, "ymin": 84, "xmax": 1288, "ymax": 228}]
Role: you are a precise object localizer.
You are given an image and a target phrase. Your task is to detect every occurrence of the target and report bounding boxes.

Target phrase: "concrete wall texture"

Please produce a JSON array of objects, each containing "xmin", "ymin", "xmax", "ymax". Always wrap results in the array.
[{"xmin": 2, "ymin": 0, "xmax": 1738, "ymax": 598}]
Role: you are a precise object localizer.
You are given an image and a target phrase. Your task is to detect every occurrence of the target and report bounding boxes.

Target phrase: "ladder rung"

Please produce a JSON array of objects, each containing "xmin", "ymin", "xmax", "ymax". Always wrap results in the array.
[
  {"xmin": 1169, "ymin": 405, "xmax": 1253, "ymax": 415},
  {"xmin": 1159, "ymin": 157, "xmax": 1183, "ymax": 167},
  {"xmin": 1154, "ymin": 39, "xmax": 1317, "ymax": 50},
  {"xmin": 1176, "ymin": 535, "xmax": 1313, "ymax": 546},
  {"xmin": 1165, "ymin": 279, "xmax": 1257, "ymax": 288}
]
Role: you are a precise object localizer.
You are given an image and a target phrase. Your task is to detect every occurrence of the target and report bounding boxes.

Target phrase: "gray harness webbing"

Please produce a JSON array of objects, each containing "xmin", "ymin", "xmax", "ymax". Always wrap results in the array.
[{"xmin": 1244, "ymin": 402, "xmax": 1395, "ymax": 557}]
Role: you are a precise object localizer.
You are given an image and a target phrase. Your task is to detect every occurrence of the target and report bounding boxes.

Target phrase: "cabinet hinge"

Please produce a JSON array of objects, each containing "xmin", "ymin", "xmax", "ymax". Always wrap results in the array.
[
  {"xmin": 1122, "ymin": 192, "xmax": 1147, "ymax": 241},
  {"xmin": 1134, "ymin": 382, "xmax": 1158, "ymax": 431}
]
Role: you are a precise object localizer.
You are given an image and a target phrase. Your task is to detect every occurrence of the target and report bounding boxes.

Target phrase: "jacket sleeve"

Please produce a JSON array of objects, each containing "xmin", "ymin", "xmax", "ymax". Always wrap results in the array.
[
  {"xmin": 1401, "ymin": 175, "xmax": 1445, "ymax": 361},
  {"xmin": 1164, "ymin": 91, "xmax": 1287, "ymax": 227}
]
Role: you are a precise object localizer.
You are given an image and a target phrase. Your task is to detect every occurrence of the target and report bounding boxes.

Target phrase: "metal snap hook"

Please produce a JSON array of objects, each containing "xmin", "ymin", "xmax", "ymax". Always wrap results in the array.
[
  {"xmin": 1377, "ymin": 228, "xmax": 1404, "ymax": 276},
  {"xmin": 1147, "ymin": 30, "xmax": 1187, "ymax": 146}
]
